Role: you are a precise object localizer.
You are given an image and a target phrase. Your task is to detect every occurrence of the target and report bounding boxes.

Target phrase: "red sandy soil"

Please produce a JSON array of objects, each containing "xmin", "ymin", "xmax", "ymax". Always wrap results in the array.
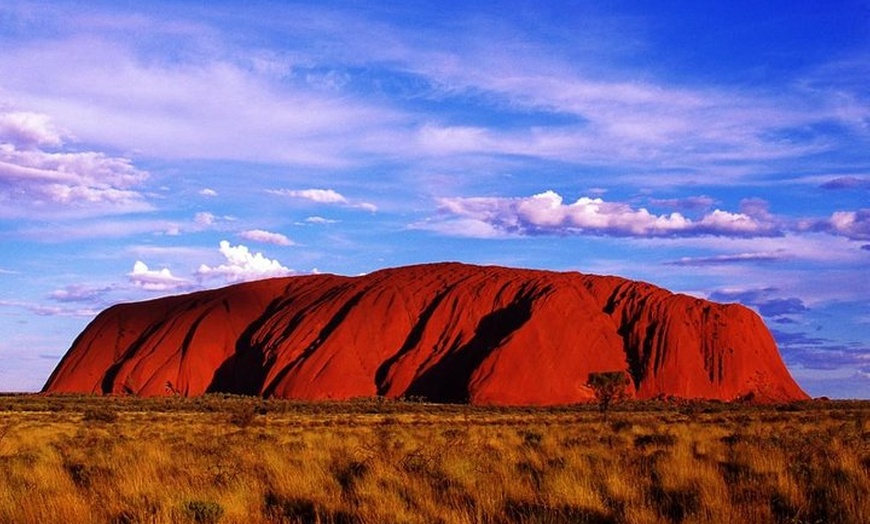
[{"xmin": 43, "ymin": 263, "xmax": 808, "ymax": 404}]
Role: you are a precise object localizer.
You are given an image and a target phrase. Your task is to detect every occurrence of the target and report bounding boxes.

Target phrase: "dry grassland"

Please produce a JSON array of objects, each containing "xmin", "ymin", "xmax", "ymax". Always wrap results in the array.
[{"xmin": 0, "ymin": 395, "xmax": 867, "ymax": 523}]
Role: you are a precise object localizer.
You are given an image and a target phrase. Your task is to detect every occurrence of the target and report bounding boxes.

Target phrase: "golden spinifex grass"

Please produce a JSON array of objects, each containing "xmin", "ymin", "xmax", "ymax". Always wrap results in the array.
[{"xmin": 0, "ymin": 396, "xmax": 867, "ymax": 523}]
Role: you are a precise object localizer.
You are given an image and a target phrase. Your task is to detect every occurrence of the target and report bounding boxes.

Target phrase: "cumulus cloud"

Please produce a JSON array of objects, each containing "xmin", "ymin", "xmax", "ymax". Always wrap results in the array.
[
  {"xmin": 128, "ymin": 261, "xmax": 191, "ymax": 292},
  {"xmin": 433, "ymin": 190, "xmax": 779, "ymax": 238},
  {"xmin": 199, "ymin": 188, "xmax": 218, "ymax": 197},
  {"xmin": 801, "ymin": 209, "xmax": 870, "ymax": 240},
  {"xmin": 0, "ymin": 108, "xmax": 149, "ymax": 217},
  {"xmin": 825, "ymin": 210, "xmax": 870, "ymax": 240},
  {"xmin": 0, "ymin": 110, "xmax": 64, "ymax": 148},
  {"xmin": 239, "ymin": 229, "xmax": 294, "ymax": 246},
  {"xmin": 197, "ymin": 241, "xmax": 292, "ymax": 282}
]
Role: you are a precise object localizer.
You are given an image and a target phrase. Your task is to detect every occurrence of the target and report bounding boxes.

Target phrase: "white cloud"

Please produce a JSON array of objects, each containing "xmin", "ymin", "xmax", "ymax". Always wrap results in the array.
[
  {"xmin": 269, "ymin": 188, "xmax": 378, "ymax": 213},
  {"xmin": 49, "ymin": 284, "xmax": 114, "ymax": 303},
  {"xmin": 126, "ymin": 245, "xmax": 212, "ymax": 259},
  {"xmin": 19, "ymin": 218, "xmax": 182, "ymax": 241},
  {"xmin": 199, "ymin": 188, "xmax": 218, "ymax": 197},
  {"xmin": 0, "ymin": 110, "xmax": 64, "ymax": 148},
  {"xmin": 412, "ymin": 217, "xmax": 507, "ymax": 239},
  {"xmin": 649, "ymin": 196, "xmax": 717, "ymax": 211},
  {"xmin": 128, "ymin": 261, "xmax": 191, "ymax": 292},
  {"xmin": 304, "ymin": 216, "xmax": 338, "ymax": 224},
  {"xmin": 0, "ymin": 108, "xmax": 150, "ymax": 217},
  {"xmin": 798, "ymin": 209, "xmax": 870, "ymax": 240},
  {"xmin": 638, "ymin": 232, "xmax": 867, "ymax": 266},
  {"xmin": 417, "ymin": 124, "xmax": 492, "ymax": 154},
  {"xmin": 194, "ymin": 211, "xmax": 216, "ymax": 226},
  {"xmin": 0, "ymin": 299, "xmax": 99, "ymax": 318},
  {"xmin": 696, "ymin": 210, "xmax": 764, "ymax": 235},
  {"xmin": 0, "ymin": 4, "xmax": 862, "ymax": 183},
  {"xmin": 433, "ymin": 190, "xmax": 779, "ymax": 238},
  {"xmin": 827, "ymin": 210, "xmax": 870, "ymax": 240},
  {"xmin": 239, "ymin": 229, "xmax": 294, "ymax": 246},
  {"xmin": 196, "ymin": 241, "xmax": 292, "ymax": 282},
  {"xmin": 665, "ymin": 251, "xmax": 789, "ymax": 266},
  {"xmin": 270, "ymin": 188, "xmax": 348, "ymax": 203},
  {"xmin": 0, "ymin": 36, "xmax": 399, "ymax": 167}
]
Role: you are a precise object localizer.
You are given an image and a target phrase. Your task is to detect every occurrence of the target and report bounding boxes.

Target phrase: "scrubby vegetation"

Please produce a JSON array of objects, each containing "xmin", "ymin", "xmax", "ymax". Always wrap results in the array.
[{"xmin": 0, "ymin": 394, "xmax": 867, "ymax": 523}]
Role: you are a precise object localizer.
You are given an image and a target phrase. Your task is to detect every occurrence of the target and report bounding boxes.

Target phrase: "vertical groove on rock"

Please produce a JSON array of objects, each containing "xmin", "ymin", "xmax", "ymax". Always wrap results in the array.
[
  {"xmin": 375, "ymin": 286, "xmax": 453, "ymax": 396},
  {"xmin": 262, "ymin": 290, "xmax": 367, "ymax": 397},
  {"xmin": 403, "ymin": 289, "xmax": 537, "ymax": 402}
]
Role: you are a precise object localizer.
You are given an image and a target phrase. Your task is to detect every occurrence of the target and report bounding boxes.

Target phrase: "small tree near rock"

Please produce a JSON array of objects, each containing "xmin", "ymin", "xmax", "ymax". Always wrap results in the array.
[{"xmin": 587, "ymin": 371, "xmax": 631, "ymax": 421}]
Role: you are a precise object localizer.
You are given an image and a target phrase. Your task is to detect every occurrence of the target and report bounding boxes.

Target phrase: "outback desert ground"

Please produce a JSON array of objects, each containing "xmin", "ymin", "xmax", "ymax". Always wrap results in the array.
[{"xmin": 0, "ymin": 394, "xmax": 867, "ymax": 524}]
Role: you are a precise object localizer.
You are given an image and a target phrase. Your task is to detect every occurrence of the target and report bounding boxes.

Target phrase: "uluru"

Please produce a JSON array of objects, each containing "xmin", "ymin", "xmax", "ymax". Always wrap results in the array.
[{"xmin": 43, "ymin": 262, "xmax": 808, "ymax": 404}]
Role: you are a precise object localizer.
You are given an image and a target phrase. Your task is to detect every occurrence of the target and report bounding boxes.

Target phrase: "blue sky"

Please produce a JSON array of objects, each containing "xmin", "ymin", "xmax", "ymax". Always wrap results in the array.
[{"xmin": 0, "ymin": 1, "xmax": 867, "ymax": 397}]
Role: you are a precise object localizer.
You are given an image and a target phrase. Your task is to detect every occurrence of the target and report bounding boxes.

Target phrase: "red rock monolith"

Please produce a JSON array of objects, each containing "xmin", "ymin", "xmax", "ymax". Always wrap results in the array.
[{"xmin": 43, "ymin": 263, "xmax": 808, "ymax": 404}]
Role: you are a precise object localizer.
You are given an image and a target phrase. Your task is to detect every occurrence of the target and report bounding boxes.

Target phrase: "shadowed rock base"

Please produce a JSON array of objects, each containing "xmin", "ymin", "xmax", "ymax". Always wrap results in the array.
[{"xmin": 43, "ymin": 263, "xmax": 808, "ymax": 404}]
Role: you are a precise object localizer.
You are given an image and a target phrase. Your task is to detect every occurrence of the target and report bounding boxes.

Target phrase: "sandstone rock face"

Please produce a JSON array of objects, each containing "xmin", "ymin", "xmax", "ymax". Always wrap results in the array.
[{"xmin": 43, "ymin": 263, "xmax": 808, "ymax": 403}]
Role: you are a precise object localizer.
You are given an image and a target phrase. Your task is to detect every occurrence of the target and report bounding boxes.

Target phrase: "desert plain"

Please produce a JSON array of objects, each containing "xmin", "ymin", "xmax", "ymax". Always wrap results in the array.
[{"xmin": 1, "ymin": 394, "xmax": 867, "ymax": 524}]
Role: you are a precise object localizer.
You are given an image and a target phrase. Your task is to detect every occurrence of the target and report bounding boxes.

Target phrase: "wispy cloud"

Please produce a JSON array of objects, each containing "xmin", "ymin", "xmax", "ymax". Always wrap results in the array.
[
  {"xmin": 820, "ymin": 176, "xmax": 870, "ymax": 190},
  {"xmin": 18, "ymin": 218, "xmax": 183, "ymax": 241},
  {"xmin": 0, "ymin": 299, "xmax": 99, "ymax": 318},
  {"xmin": 303, "ymin": 216, "xmax": 338, "ymax": 225},
  {"xmin": 194, "ymin": 212, "xmax": 216, "ymax": 227},
  {"xmin": 1, "ymin": 2, "xmax": 864, "ymax": 184},
  {"xmin": 648, "ymin": 196, "xmax": 717, "ymax": 212},
  {"xmin": 0, "ymin": 33, "xmax": 403, "ymax": 167},
  {"xmin": 709, "ymin": 288, "xmax": 809, "ymax": 319},
  {"xmin": 269, "ymin": 188, "xmax": 378, "ymax": 212},
  {"xmin": 0, "ymin": 108, "xmax": 150, "ymax": 218},
  {"xmin": 239, "ymin": 229, "xmax": 294, "ymax": 246},
  {"xmin": 49, "ymin": 284, "xmax": 114, "ymax": 304},
  {"xmin": 666, "ymin": 251, "xmax": 789, "ymax": 266},
  {"xmin": 270, "ymin": 188, "xmax": 348, "ymax": 204},
  {"xmin": 773, "ymin": 329, "xmax": 870, "ymax": 373},
  {"xmin": 399, "ymin": 45, "xmax": 862, "ymax": 178}
]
